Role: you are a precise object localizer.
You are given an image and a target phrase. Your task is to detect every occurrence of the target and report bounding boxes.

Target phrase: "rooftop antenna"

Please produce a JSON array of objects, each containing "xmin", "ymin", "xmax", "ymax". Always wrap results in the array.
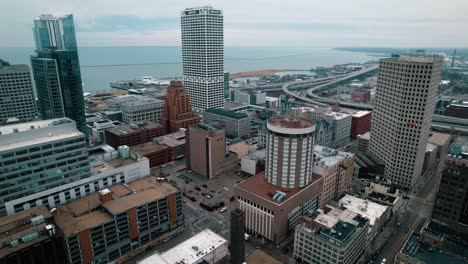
[{"xmin": 451, "ymin": 50, "xmax": 457, "ymax": 68}]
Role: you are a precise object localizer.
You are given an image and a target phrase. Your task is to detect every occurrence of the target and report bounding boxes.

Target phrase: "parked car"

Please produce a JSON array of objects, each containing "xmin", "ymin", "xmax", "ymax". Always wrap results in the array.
[{"xmin": 220, "ymin": 207, "xmax": 227, "ymax": 213}]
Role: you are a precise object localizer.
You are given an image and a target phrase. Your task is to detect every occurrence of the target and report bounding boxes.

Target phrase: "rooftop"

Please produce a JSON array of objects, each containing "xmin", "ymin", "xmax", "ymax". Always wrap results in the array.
[
  {"xmin": 131, "ymin": 142, "xmax": 170, "ymax": 155},
  {"xmin": 235, "ymin": 172, "xmax": 322, "ymax": 205},
  {"xmin": 106, "ymin": 122, "xmax": 162, "ymax": 136},
  {"xmin": 268, "ymin": 116, "xmax": 314, "ymax": 129},
  {"xmin": 352, "ymin": 111, "xmax": 371, "ymax": 118},
  {"xmin": 428, "ymin": 132, "xmax": 451, "ymax": 147},
  {"xmin": 88, "ymin": 153, "xmax": 138, "ymax": 175},
  {"xmin": 313, "ymin": 145, "xmax": 354, "ymax": 170},
  {"xmin": 0, "ymin": 206, "xmax": 55, "ymax": 258},
  {"xmin": 338, "ymin": 194, "xmax": 388, "ymax": 226},
  {"xmin": 358, "ymin": 131, "xmax": 371, "ymax": 140},
  {"xmin": 205, "ymin": 108, "xmax": 249, "ymax": 119},
  {"xmin": 153, "ymin": 130, "xmax": 186, "ymax": 147},
  {"xmin": 401, "ymin": 232, "xmax": 468, "ymax": 264},
  {"xmin": 384, "ymin": 54, "xmax": 443, "ymax": 63},
  {"xmin": 0, "ymin": 118, "xmax": 73, "ymax": 136},
  {"xmin": 138, "ymin": 229, "xmax": 227, "ymax": 264},
  {"xmin": 245, "ymin": 250, "xmax": 282, "ymax": 264},
  {"xmin": 447, "ymin": 137, "xmax": 468, "ymax": 160},
  {"xmin": 54, "ymin": 177, "xmax": 177, "ymax": 237},
  {"xmin": 191, "ymin": 123, "xmax": 223, "ymax": 132}
]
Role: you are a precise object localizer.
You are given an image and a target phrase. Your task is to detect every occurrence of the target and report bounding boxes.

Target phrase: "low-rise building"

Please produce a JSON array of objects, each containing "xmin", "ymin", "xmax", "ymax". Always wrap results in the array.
[
  {"xmin": 55, "ymin": 177, "xmax": 184, "ymax": 264},
  {"xmin": 338, "ymin": 194, "xmax": 390, "ymax": 240},
  {"xmin": 131, "ymin": 142, "xmax": 173, "ymax": 168},
  {"xmin": 88, "ymin": 119, "xmax": 119, "ymax": 145},
  {"xmin": 153, "ymin": 129, "xmax": 186, "ymax": 159},
  {"xmin": 293, "ymin": 206, "xmax": 369, "ymax": 264},
  {"xmin": 363, "ymin": 179, "xmax": 403, "ymax": 212},
  {"xmin": 241, "ymin": 149, "xmax": 266, "ymax": 176},
  {"xmin": 204, "ymin": 108, "xmax": 251, "ymax": 138},
  {"xmin": 265, "ymin": 96, "xmax": 280, "ymax": 108},
  {"xmin": 313, "ymin": 146, "xmax": 355, "ymax": 207},
  {"xmin": 356, "ymin": 131, "xmax": 370, "ymax": 153},
  {"xmin": 0, "ymin": 206, "xmax": 67, "ymax": 264},
  {"xmin": 137, "ymin": 229, "xmax": 228, "ymax": 264},
  {"xmin": 444, "ymin": 100, "xmax": 468, "ymax": 118},
  {"xmin": 107, "ymin": 95, "xmax": 165, "ymax": 124},
  {"xmin": 105, "ymin": 121, "xmax": 164, "ymax": 149},
  {"xmin": 351, "ymin": 87, "xmax": 371, "ymax": 103}
]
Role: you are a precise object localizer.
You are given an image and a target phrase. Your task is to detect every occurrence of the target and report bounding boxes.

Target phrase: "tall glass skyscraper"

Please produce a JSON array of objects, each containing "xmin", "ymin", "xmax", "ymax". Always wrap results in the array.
[
  {"xmin": 31, "ymin": 14, "xmax": 86, "ymax": 134},
  {"xmin": 181, "ymin": 6, "xmax": 224, "ymax": 112}
]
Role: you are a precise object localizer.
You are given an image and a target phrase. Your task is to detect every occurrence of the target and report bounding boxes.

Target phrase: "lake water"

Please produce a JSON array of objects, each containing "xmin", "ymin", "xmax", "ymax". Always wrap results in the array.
[{"xmin": 0, "ymin": 46, "xmax": 376, "ymax": 92}]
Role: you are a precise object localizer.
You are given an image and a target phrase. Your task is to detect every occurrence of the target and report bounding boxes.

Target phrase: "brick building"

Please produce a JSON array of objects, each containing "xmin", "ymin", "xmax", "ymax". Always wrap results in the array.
[
  {"xmin": 351, "ymin": 111, "xmax": 372, "ymax": 139},
  {"xmin": 351, "ymin": 87, "xmax": 371, "ymax": 103},
  {"xmin": 54, "ymin": 177, "xmax": 184, "ymax": 264},
  {"xmin": 131, "ymin": 143, "xmax": 174, "ymax": 168},
  {"xmin": 160, "ymin": 80, "xmax": 200, "ymax": 133},
  {"xmin": 105, "ymin": 122, "xmax": 164, "ymax": 149}
]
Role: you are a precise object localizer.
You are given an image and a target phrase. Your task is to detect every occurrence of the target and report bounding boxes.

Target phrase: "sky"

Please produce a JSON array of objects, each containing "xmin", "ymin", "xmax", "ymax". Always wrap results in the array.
[{"xmin": 1, "ymin": 0, "xmax": 468, "ymax": 47}]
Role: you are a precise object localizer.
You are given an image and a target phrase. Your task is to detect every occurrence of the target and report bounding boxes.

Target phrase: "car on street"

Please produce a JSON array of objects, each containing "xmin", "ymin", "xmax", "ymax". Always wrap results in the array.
[{"xmin": 220, "ymin": 207, "xmax": 227, "ymax": 213}]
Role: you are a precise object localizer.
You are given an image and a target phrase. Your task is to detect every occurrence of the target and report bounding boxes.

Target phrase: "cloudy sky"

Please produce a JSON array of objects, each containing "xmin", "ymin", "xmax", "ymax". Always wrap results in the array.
[{"xmin": 1, "ymin": 0, "xmax": 467, "ymax": 47}]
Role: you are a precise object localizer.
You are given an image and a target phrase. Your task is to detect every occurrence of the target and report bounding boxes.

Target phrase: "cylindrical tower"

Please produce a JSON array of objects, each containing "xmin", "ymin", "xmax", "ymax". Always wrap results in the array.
[{"xmin": 265, "ymin": 116, "xmax": 315, "ymax": 188}]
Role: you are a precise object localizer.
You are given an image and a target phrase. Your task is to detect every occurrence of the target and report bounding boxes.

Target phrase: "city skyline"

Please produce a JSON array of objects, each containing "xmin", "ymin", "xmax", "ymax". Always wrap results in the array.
[{"xmin": 0, "ymin": 1, "xmax": 467, "ymax": 47}]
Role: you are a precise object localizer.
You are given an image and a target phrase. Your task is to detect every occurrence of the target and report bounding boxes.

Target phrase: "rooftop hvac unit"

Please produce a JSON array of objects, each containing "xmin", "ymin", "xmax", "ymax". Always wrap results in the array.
[
  {"xmin": 21, "ymin": 232, "xmax": 39, "ymax": 243},
  {"xmin": 31, "ymin": 215, "xmax": 45, "ymax": 226}
]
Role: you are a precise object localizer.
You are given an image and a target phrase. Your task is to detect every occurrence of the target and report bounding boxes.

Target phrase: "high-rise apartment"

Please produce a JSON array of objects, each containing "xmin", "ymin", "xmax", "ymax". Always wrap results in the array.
[
  {"xmin": 0, "ymin": 118, "xmax": 90, "ymax": 216},
  {"xmin": 0, "ymin": 60, "xmax": 37, "ymax": 122},
  {"xmin": 31, "ymin": 14, "xmax": 87, "ymax": 134},
  {"xmin": 368, "ymin": 55, "xmax": 443, "ymax": 189},
  {"xmin": 160, "ymin": 80, "xmax": 200, "ymax": 133},
  {"xmin": 181, "ymin": 6, "xmax": 224, "ymax": 112}
]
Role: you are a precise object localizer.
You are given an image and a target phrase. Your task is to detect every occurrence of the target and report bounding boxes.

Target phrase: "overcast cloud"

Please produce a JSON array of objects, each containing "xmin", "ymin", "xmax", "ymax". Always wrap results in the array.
[{"xmin": 1, "ymin": 0, "xmax": 467, "ymax": 47}]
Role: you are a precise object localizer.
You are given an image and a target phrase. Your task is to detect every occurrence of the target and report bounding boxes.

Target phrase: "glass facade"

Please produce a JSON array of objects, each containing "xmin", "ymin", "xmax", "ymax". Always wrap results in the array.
[{"xmin": 33, "ymin": 14, "xmax": 77, "ymax": 51}]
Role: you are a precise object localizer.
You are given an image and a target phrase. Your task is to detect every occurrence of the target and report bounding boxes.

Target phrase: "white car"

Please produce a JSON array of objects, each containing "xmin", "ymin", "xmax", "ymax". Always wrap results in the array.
[
  {"xmin": 381, "ymin": 258, "xmax": 387, "ymax": 264},
  {"xmin": 220, "ymin": 207, "xmax": 227, "ymax": 213}
]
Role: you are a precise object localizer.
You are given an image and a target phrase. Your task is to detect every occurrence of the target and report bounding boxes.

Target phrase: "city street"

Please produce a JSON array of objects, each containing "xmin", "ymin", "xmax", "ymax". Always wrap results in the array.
[{"xmin": 373, "ymin": 156, "xmax": 443, "ymax": 264}]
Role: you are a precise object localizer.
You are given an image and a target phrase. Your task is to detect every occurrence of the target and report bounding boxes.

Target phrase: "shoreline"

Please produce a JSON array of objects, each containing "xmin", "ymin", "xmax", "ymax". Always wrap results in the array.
[{"xmin": 230, "ymin": 69, "xmax": 307, "ymax": 79}]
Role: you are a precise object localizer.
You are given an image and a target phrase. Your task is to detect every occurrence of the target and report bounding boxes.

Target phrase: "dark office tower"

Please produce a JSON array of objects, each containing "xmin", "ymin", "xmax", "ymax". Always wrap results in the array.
[
  {"xmin": 0, "ymin": 60, "xmax": 38, "ymax": 123},
  {"xmin": 31, "ymin": 14, "xmax": 86, "ymax": 134},
  {"xmin": 231, "ymin": 208, "xmax": 246, "ymax": 264},
  {"xmin": 432, "ymin": 137, "xmax": 468, "ymax": 235},
  {"xmin": 160, "ymin": 80, "xmax": 200, "ymax": 133}
]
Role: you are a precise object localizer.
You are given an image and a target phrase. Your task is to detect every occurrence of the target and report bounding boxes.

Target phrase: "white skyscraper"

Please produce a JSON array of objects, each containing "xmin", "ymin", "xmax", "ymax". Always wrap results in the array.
[
  {"xmin": 181, "ymin": 6, "xmax": 224, "ymax": 112},
  {"xmin": 368, "ymin": 55, "xmax": 443, "ymax": 189}
]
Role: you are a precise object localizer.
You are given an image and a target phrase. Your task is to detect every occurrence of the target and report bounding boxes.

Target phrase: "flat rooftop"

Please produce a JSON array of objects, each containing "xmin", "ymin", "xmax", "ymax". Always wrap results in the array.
[
  {"xmin": 55, "ymin": 177, "xmax": 177, "ymax": 237},
  {"xmin": 339, "ymin": 194, "xmax": 388, "ymax": 226},
  {"xmin": 154, "ymin": 130, "xmax": 186, "ymax": 147},
  {"xmin": 205, "ymin": 108, "xmax": 249, "ymax": 119},
  {"xmin": 0, "ymin": 118, "xmax": 73, "ymax": 136},
  {"xmin": 447, "ymin": 137, "xmax": 468, "ymax": 161},
  {"xmin": 384, "ymin": 54, "xmax": 443, "ymax": 63},
  {"xmin": 245, "ymin": 249, "xmax": 282, "ymax": 264},
  {"xmin": 138, "ymin": 229, "xmax": 227, "ymax": 264},
  {"xmin": 268, "ymin": 116, "xmax": 314, "ymax": 129},
  {"xmin": 314, "ymin": 145, "xmax": 353, "ymax": 169},
  {"xmin": 352, "ymin": 111, "xmax": 371, "ymax": 118},
  {"xmin": 428, "ymin": 132, "xmax": 451, "ymax": 147},
  {"xmin": 235, "ymin": 172, "xmax": 322, "ymax": 205},
  {"xmin": 401, "ymin": 233, "xmax": 468, "ymax": 264},
  {"xmin": 131, "ymin": 142, "xmax": 170, "ymax": 155},
  {"xmin": 106, "ymin": 122, "xmax": 161, "ymax": 136},
  {"xmin": 89, "ymin": 154, "xmax": 138, "ymax": 174}
]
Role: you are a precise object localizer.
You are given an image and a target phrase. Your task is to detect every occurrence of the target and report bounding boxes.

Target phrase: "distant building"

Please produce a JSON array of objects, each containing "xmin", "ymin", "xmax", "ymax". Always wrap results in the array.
[
  {"xmin": 356, "ymin": 131, "xmax": 371, "ymax": 153},
  {"xmin": 0, "ymin": 118, "xmax": 90, "ymax": 216},
  {"xmin": 351, "ymin": 87, "xmax": 371, "ymax": 103},
  {"xmin": 160, "ymin": 80, "xmax": 200, "ymax": 133},
  {"xmin": 88, "ymin": 119, "xmax": 119, "ymax": 145},
  {"xmin": 203, "ymin": 108, "xmax": 251, "ymax": 138},
  {"xmin": 432, "ymin": 137, "xmax": 468, "ymax": 235},
  {"xmin": 444, "ymin": 100, "xmax": 468, "ymax": 118},
  {"xmin": 55, "ymin": 177, "xmax": 184, "ymax": 264},
  {"xmin": 186, "ymin": 124, "xmax": 226, "ymax": 179},
  {"xmin": 181, "ymin": 6, "xmax": 224, "ymax": 112},
  {"xmin": 231, "ymin": 90, "xmax": 267, "ymax": 106},
  {"xmin": 224, "ymin": 72, "xmax": 230, "ymax": 99},
  {"xmin": 31, "ymin": 14, "xmax": 86, "ymax": 134},
  {"xmin": 234, "ymin": 117, "xmax": 323, "ymax": 244},
  {"xmin": 368, "ymin": 55, "xmax": 443, "ymax": 189},
  {"xmin": 0, "ymin": 61, "xmax": 37, "ymax": 123},
  {"xmin": 313, "ymin": 146, "xmax": 355, "ymax": 207},
  {"xmin": 130, "ymin": 142, "xmax": 173, "ymax": 168},
  {"xmin": 137, "ymin": 229, "xmax": 228, "ymax": 264},
  {"xmin": 0, "ymin": 206, "xmax": 68, "ymax": 264},
  {"xmin": 266, "ymin": 96, "xmax": 281, "ymax": 108},
  {"xmin": 293, "ymin": 206, "xmax": 369, "ymax": 264},
  {"xmin": 106, "ymin": 95, "xmax": 165, "ymax": 124},
  {"xmin": 351, "ymin": 111, "xmax": 372, "ymax": 139},
  {"xmin": 105, "ymin": 122, "xmax": 164, "ymax": 149},
  {"xmin": 293, "ymin": 107, "xmax": 351, "ymax": 149}
]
